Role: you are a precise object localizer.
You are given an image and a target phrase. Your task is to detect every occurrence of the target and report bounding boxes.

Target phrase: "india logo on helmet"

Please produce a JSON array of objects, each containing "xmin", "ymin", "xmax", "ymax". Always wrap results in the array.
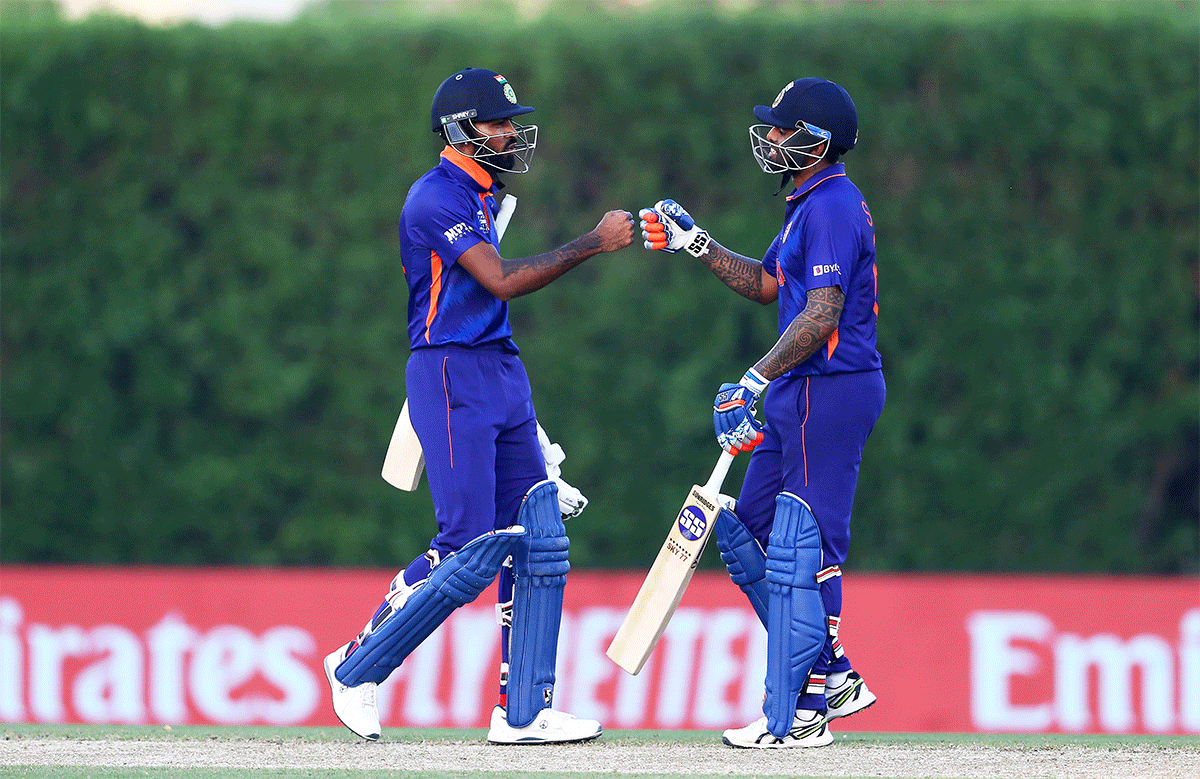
[{"xmin": 772, "ymin": 81, "xmax": 794, "ymax": 109}]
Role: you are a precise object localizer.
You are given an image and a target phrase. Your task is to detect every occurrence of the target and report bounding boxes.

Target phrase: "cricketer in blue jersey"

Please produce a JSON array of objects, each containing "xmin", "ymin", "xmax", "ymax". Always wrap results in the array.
[
  {"xmin": 323, "ymin": 68, "xmax": 634, "ymax": 746},
  {"xmin": 640, "ymin": 77, "xmax": 884, "ymax": 748}
]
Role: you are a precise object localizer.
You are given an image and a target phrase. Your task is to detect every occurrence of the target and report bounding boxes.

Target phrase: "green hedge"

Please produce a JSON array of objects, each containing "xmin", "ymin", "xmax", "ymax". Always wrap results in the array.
[{"xmin": 2, "ymin": 4, "xmax": 1196, "ymax": 573}]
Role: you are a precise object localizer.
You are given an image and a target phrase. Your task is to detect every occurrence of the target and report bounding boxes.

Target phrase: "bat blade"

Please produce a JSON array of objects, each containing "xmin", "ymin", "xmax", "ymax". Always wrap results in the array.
[
  {"xmin": 606, "ymin": 451, "xmax": 735, "ymax": 675},
  {"xmin": 381, "ymin": 399, "xmax": 424, "ymax": 491}
]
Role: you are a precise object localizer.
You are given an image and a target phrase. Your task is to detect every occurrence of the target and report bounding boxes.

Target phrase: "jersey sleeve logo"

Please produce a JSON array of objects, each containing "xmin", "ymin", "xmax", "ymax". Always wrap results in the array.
[
  {"xmin": 443, "ymin": 222, "xmax": 471, "ymax": 243},
  {"xmin": 812, "ymin": 263, "xmax": 841, "ymax": 276}
]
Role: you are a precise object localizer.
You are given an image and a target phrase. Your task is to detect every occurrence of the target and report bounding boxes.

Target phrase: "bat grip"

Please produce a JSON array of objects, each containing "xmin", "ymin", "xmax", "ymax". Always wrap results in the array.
[{"xmin": 702, "ymin": 450, "xmax": 737, "ymax": 496}]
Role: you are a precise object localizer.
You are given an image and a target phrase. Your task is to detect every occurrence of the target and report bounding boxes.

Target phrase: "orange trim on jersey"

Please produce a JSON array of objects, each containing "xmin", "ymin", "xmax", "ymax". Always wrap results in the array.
[
  {"xmin": 786, "ymin": 171, "xmax": 847, "ymax": 201},
  {"xmin": 440, "ymin": 146, "xmax": 494, "ymax": 190},
  {"xmin": 873, "ymin": 263, "xmax": 879, "ymax": 316},
  {"xmin": 442, "ymin": 356, "xmax": 454, "ymax": 468},
  {"xmin": 826, "ymin": 327, "xmax": 839, "ymax": 361},
  {"xmin": 800, "ymin": 377, "xmax": 811, "ymax": 487},
  {"xmin": 424, "ymin": 250, "xmax": 443, "ymax": 343}
]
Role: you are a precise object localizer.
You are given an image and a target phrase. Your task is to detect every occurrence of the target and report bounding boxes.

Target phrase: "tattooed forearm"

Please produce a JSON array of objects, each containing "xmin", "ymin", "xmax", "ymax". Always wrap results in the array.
[
  {"xmin": 702, "ymin": 243, "xmax": 767, "ymax": 302},
  {"xmin": 754, "ymin": 286, "xmax": 845, "ymax": 379},
  {"xmin": 497, "ymin": 234, "xmax": 599, "ymax": 297},
  {"xmin": 504, "ymin": 237, "xmax": 592, "ymax": 275},
  {"xmin": 459, "ymin": 209, "xmax": 633, "ymax": 301}
]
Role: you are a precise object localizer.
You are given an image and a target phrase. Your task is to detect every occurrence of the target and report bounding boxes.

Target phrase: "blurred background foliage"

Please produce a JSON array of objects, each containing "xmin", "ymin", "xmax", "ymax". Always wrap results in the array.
[{"xmin": 1, "ymin": 0, "xmax": 1196, "ymax": 573}]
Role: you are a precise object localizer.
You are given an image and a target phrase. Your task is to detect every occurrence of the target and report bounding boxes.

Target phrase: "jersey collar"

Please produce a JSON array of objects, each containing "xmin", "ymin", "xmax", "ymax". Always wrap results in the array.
[
  {"xmin": 785, "ymin": 162, "xmax": 846, "ymax": 201},
  {"xmin": 440, "ymin": 146, "xmax": 496, "ymax": 192}
]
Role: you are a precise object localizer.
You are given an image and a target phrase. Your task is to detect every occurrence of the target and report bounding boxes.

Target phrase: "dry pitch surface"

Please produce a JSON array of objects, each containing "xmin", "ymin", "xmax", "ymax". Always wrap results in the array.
[{"xmin": 2, "ymin": 726, "xmax": 1198, "ymax": 778}]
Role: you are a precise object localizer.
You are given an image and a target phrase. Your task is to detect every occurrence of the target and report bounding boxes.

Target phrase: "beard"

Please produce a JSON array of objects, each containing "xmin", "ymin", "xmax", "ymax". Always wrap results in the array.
[
  {"xmin": 495, "ymin": 138, "xmax": 520, "ymax": 170},
  {"xmin": 473, "ymin": 136, "xmax": 518, "ymax": 170}
]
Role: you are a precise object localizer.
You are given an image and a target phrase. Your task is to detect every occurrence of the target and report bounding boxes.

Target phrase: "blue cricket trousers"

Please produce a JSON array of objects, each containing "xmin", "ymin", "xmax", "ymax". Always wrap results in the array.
[{"xmin": 405, "ymin": 344, "xmax": 547, "ymax": 560}]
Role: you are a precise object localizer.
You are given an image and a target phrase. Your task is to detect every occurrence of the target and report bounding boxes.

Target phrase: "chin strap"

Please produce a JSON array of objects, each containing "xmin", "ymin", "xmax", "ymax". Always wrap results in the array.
[{"xmin": 773, "ymin": 172, "xmax": 792, "ymax": 196}]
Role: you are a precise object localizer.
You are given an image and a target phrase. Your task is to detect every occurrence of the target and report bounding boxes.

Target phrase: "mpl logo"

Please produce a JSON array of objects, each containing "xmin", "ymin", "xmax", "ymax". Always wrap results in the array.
[
  {"xmin": 678, "ymin": 507, "xmax": 707, "ymax": 541},
  {"xmin": 444, "ymin": 222, "xmax": 470, "ymax": 243},
  {"xmin": 812, "ymin": 263, "xmax": 841, "ymax": 277}
]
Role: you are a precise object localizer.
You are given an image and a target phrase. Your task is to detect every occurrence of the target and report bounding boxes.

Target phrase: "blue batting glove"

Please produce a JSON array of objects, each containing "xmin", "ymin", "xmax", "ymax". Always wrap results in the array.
[{"xmin": 713, "ymin": 368, "xmax": 770, "ymax": 454}]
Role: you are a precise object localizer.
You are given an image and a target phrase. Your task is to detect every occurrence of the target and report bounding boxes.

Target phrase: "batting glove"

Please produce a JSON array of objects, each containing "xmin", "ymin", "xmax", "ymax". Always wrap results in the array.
[
  {"xmin": 554, "ymin": 478, "xmax": 588, "ymax": 520},
  {"xmin": 537, "ymin": 422, "xmax": 588, "ymax": 520},
  {"xmin": 639, "ymin": 199, "xmax": 711, "ymax": 257},
  {"xmin": 713, "ymin": 368, "xmax": 770, "ymax": 454}
]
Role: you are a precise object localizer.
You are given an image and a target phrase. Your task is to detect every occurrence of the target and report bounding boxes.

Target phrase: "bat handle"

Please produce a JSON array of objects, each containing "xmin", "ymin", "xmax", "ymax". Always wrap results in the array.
[
  {"xmin": 495, "ymin": 194, "xmax": 517, "ymax": 243},
  {"xmin": 702, "ymin": 449, "xmax": 737, "ymax": 496}
]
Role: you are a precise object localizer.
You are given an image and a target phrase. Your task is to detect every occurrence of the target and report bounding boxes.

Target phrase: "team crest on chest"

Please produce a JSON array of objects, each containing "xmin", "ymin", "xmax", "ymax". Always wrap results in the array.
[{"xmin": 477, "ymin": 209, "xmax": 489, "ymax": 232}]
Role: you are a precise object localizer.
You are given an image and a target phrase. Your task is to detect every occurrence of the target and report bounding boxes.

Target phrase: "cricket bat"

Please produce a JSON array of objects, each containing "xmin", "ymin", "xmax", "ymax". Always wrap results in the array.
[
  {"xmin": 381, "ymin": 399, "xmax": 424, "ymax": 491},
  {"xmin": 494, "ymin": 194, "xmax": 516, "ymax": 240},
  {"xmin": 606, "ymin": 449, "xmax": 737, "ymax": 674},
  {"xmin": 380, "ymin": 196, "xmax": 517, "ymax": 493}
]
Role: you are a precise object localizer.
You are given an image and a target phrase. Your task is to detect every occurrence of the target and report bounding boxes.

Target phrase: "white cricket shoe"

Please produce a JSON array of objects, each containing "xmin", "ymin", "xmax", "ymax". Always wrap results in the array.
[
  {"xmin": 486, "ymin": 705, "xmax": 602, "ymax": 745},
  {"xmin": 324, "ymin": 643, "xmax": 381, "ymax": 741},
  {"xmin": 825, "ymin": 671, "xmax": 877, "ymax": 720},
  {"xmin": 722, "ymin": 710, "xmax": 833, "ymax": 749}
]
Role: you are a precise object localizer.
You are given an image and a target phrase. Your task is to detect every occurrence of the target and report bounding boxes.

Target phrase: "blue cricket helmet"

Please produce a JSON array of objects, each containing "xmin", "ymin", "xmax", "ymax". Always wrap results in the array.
[
  {"xmin": 753, "ymin": 77, "xmax": 858, "ymax": 154},
  {"xmin": 430, "ymin": 68, "xmax": 535, "ymax": 135}
]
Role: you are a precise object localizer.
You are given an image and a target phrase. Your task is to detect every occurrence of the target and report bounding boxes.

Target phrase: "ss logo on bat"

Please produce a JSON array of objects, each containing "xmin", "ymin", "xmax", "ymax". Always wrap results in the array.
[{"xmin": 678, "ymin": 507, "xmax": 707, "ymax": 541}]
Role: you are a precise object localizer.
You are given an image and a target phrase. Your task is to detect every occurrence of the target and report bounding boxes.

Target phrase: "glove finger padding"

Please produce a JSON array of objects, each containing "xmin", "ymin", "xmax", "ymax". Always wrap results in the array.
[
  {"xmin": 733, "ymin": 417, "xmax": 765, "ymax": 452},
  {"xmin": 553, "ymin": 478, "xmax": 588, "ymax": 519},
  {"xmin": 716, "ymin": 429, "xmax": 739, "ymax": 455},
  {"xmin": 640, "ymin": 209, "xmax": 672, "ymax": 252}
]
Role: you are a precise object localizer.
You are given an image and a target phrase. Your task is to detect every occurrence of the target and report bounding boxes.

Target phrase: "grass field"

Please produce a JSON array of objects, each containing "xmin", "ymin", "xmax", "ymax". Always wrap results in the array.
[{"xmin": 1, "ymin": 724, "xmax": 1196, "ymax": 779}]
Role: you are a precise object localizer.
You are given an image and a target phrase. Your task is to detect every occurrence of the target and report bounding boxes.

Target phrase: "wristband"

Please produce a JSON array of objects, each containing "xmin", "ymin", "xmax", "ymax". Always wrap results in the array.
[{"xmin": 740, "ymin": 367, "xmax": 769, "ymax": 394}]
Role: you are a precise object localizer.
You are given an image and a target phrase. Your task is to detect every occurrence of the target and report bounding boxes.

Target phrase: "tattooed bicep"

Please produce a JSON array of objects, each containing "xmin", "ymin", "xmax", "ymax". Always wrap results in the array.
[
  {"xmin": 805, "ymin": 285, "xmax": 845, "ymax": 327},
  {"xmin": 808, "ymin": 285, "xmax": 845, "ymax": 305}
]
